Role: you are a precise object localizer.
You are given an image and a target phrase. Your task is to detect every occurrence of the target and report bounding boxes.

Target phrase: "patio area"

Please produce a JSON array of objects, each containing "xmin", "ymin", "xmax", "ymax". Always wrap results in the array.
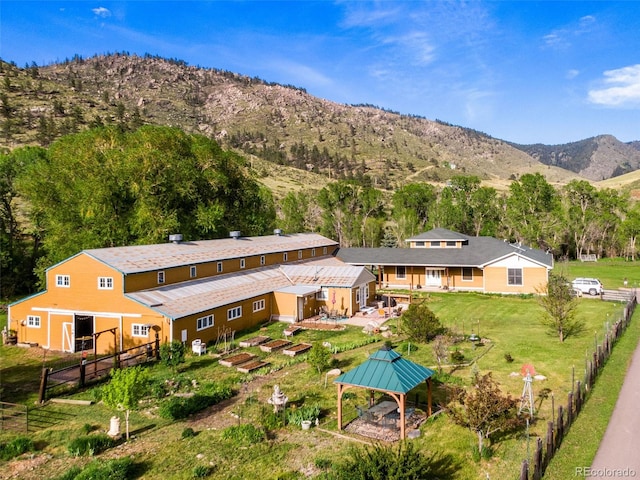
[{"xmin": 344, "ymin": 405, "xmax": 426, "ymax": 442}]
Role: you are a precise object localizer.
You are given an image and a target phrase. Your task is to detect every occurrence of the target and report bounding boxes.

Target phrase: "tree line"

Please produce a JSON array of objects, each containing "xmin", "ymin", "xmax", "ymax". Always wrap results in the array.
[{"xmin": 2, "ymin": 125, "xmax": 639, "ymax": 298}]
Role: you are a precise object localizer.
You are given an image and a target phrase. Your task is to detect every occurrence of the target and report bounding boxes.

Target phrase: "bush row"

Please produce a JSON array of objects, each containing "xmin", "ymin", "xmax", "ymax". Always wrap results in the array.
[{"xmin": 158, "ymin": 382, "xmax": 233, "ymax": 420}]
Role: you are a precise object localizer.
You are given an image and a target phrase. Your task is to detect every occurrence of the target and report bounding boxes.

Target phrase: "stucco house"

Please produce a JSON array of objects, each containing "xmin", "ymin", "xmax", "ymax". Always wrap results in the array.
[
  {"xmin": 8, "ymin": 232, "xmax": 376, "ymax": 354},
  {"xmin": 336, "ymin": 228, "xmax": 553, "ymax": 294}
]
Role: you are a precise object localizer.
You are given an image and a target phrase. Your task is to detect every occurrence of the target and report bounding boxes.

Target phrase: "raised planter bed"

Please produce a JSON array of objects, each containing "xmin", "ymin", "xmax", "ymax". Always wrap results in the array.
[
  {"xmin": 218, "ymin": 352, "xmax": 257, "ymax": 367},
  {"xmin": 236, "ymin": 360, "xmax": 269, "ymax": 373},
  {"xmin": 238, "ymin": 335, "xmax": 271, "ymax": 348},
  {"xmin": 260, "ymin": 339, "xmax": 292, "ymax": 352},
  {"xmin": 282, "ymin": 343, "xmax": 312, "ymax": 357},
  {"xmin": 283, "ymin": 325, "xmax": 302, "ymax": 337}
]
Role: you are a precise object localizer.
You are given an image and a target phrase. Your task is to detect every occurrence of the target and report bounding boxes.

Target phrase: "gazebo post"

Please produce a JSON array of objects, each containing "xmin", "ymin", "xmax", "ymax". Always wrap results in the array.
[
  {"xmin": 337, "ymin": 384, "xmax": 344, "ymax": 431},
  {"xmin": 427, "ymin": 378, "xmax": 432, "ymax": 416},
  {"xmin": 369, "ymin": 389, "xmax": 374, "ymax": 408},
  {"xmin": 399, "ymin": 394, "xmax": 406, "ymax": 440}
]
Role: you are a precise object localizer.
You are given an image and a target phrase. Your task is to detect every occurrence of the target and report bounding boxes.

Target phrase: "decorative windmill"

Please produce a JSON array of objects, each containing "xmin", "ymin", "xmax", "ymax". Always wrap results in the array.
[{"xmin": 518, "ymin": 363, "xmax": 535, "ymax": 417}]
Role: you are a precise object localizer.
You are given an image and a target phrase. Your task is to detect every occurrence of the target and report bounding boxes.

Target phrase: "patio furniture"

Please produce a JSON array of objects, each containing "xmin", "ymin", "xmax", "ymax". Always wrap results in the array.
[
  {"xmin": 191, "ymin": 339, "xmax": 206, "ymax": 356},
  {"xmin": 368, "ymin": 400, "xmax": 398, "ymax": 421}
]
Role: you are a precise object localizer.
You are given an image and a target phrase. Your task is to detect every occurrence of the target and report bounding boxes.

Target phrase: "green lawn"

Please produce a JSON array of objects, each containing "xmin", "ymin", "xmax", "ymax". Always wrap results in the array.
[{"xmin": 1, "ymin": 259, "xmax": 639, "ymax": 479}]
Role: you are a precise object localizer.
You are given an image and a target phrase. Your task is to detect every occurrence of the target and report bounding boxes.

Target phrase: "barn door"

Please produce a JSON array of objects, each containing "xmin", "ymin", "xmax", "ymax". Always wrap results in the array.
[
  {"xmin": 62, "ymin": 322, "xmax": 73, "ymax": 353},
  {"xmin": 74, "ymin": 315, "xmax": 94, "ymax": 352}
]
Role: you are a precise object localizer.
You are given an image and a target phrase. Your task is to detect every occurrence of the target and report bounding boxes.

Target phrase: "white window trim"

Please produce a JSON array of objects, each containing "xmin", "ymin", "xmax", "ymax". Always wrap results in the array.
[
  {"xmin": 298, "ymin": 250, "xmax": 303, "ymax": 259},
  {"xmin": 132, "ymin": 323, "xmax": 150, "ymax": 337},
  {"xmin": 217, "ymin": 262, "xmax": 223, "ymax": 273},
  {"xmin": 507, "ymin": 268, "xmax": 523, "ymax": 286},
  {"xmin": 323, "ymin": 247, "xmax": 327, "ymax": 255},
  {"xmin": 27, "ymin": 315, "xmax": 41, "ymax": 328},
  {"xmin": 260, "ymin": 255, "xmax": 266, "ymax": 265},
  {"xmin": 396, "ymin": 266, "xmax": 406, "ymax": 280},
  {"xmin": 316, "ymin": 288, "xmax": 329, "ymax": 301},
  {"xmin": 56, "ymin": 274, "xmax": 70, "ymax": 288},
  {"xmin": 97, "ymin": 276, "xmax": 113, "ymax": 290},
  {"xmin": 283, "ymin": 252, "xmax": 288, "ymax": 262},
  {"xmin": 227, "ymin": 306, "xmax": 242, "ymax": 321},
  {"xmin": 197, "ymin": 314, "xmax": 214, "ymax": 331},
  {"xmin": 157, "ymin": 271, "xmax": 165, "ymax": 284},
  {"xmin": 462, "ymin": 268, "xmax": 473, "ymax": 282},
  {"xmin": 190, "ymin": 266, "xmax": 197, "ymax": 278},
  {"xmin": 253, "ymin": 299, "xmax": 265, "ymax": 312},
  {"xmin": 240, "ymin": 258, "xmax": 246, "ymax": 269},
  {"xmin": 311, "ymin": 248, "xmax": 316, "ymax": 257}
]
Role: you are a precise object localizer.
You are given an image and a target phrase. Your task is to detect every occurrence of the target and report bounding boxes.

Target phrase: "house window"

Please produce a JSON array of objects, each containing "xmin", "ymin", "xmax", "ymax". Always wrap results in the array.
[
  {"xmin": 462, "ymin": 268, "xmax": 473, "ymax": 281},
  {"xmin": 356, "ymin": 289, "xmax": 360, "ymax": 303},
  {"xmin": 253, "ymin": 299, "xmax": 265, "ymax": 312},
  {"xmin": 430, "ymin": 241, "xmax": 440, "ymax": 247},
  {"xmin": 240, "ymin": 258, "xmax": 246, "ymax": 269},
  {"xmin": 316, "ymin": 288, "xmax": 329, "ymax": 300},
  {"xmin": 365, "ymin": 284, "xmax": 369, "ymax": 299},
  {"xmin": 446, "ymin": 241, "xmax": 457, "ymax": 247},
  {"xmin": 508, "ymin": 268, "xmax": 523, "ymax": 286},
  {"xmin": 157, "ymin": 271, "xmax": 165, "ymax": 284},
  {"xmin": 132, "ymin": 324, "xmax": 150, "ymax": 337},
  {"xmin": 227, "ymin": 306, "xmax": 242, "ymax": 321},
  {"xmin": 298, "ymin": 250, "xmax": 303, "ymax": 259},
  {"xmin": 190, "ymin": 266, "xmax": 197, "ymax": 278},
  {"xmin": 98, "ymin": 277, "xmax": 113, "ymax": 289},
  {"xmin": 396, "ymin": 266, "xmax": 406, "ymax": 279},
  {"xmin": 27, "ymin": 315, "xmax": 41, "ymax": 328},
  {"xmin": 197, "ymin": 314, "xmax": 214, "ymax": 331},
  {"xmin": 217, "ymin": 262, "xmax": 223, "ymax": 273},
  {"xmin": 311, "ymin": 248, "xmax": 316, "ymax": 257},
  {"xmin": 415, "ymin": 241, "xmax": 425, "ymax": 247},
  {"xmin": 56, "ymin": 274, "xmax": 70, "ymax": 287},
  {"xmin": 260, "ymin": 255, "xmax": 266, "ymax": 266},
  {"xmin": 323, "ymin": 247, "xmax": 327, "ymax": 255},
  {"xmin": 283, "ymin": 252, "xmax": 288, "ymax": 262}
]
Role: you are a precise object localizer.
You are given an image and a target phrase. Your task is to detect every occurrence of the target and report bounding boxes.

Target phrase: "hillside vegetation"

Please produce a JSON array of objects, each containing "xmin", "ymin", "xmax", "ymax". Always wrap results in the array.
[{"xmin": 1, "ymin": 53, "xmax": 620, "ymax": 190}]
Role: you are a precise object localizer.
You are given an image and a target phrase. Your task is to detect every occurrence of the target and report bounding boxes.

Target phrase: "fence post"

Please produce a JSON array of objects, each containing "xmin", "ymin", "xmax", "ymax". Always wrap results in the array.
[
  {"xmin": 79, "ymin": 360, "xmax": 86, "ymax": 388},
  {"xmin": 545, "ymin": 421, "xmax": 554, "ymax": 468},
  {"xmin": 567, "ymin": 392, "xmax": 573, "ymax": 427},
  {"xmin": 533, "ymin": 437, "xmax": 543, "ymax": 480},
  {"xmin": 575, "ymin": 381, "xmax": 582, "ymax": 413},
  {"xmin": 556, "ymin": 405, "xmax": 564, "ymax": 447},
  {"xmin": 520, "ymin": 459, "xmax": 529, "ymax": 480},
  {"xmin": 155, "ymin": 333, "xmax": 161, "ymax": 361},
  {"xmin": 38, "ymin": 367, "xmax": 49, "ymax": 404}
]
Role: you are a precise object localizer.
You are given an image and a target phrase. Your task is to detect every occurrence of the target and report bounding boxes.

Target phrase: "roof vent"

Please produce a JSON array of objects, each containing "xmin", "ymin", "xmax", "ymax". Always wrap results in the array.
[
  {"xmin": 274, "ymin": 228, "xmax": 283, "ymax": 236},
  {"xmin": 169, "ymin": 234, "xmax": 183, "ymax": 244},
  {"xmin": 230, "ymin": 231, "xmax": 242, "ymax": 240}
]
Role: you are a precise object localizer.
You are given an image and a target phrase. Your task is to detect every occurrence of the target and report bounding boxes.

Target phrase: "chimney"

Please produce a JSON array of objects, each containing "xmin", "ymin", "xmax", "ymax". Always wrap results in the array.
[
  {"xmin": 230, "ymin": 231, "xmax": 241, "ymax": 240},
  {"xmin": 169, "ymin": 234, "xmax": 183, "ymax": 244}
]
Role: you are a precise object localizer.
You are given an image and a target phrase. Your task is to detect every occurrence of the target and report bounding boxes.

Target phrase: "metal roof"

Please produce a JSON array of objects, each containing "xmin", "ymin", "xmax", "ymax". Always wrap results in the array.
[
  {"xmin": 84, "ymin": 233, "xmax": 338, "ymax": 274},
  {"xmin": 337, "ymin": 228, "xmax": 553, "ymax": 269},
  {"xmin": 334, "ymin": 346, "xmax": 435, "ymax": 394},
  {"xmin": 126, "ymin": 261, "xmax": 374, "ymax": 320}
]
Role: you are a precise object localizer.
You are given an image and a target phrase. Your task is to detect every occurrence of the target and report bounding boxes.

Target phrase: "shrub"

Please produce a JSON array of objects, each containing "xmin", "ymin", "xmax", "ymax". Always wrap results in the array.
[
  {"xmin": 400, "ymin": 301, "xmax": 443, "ymax": 343},
  {"xmin": 287, "ymin": 404, "xmax": 320, "ymax": 426},
  {"xmin": 0, "ymin": 436, "xmax": 35, "ymax": 460},
  {"xmin": 158, "ymin": 382, "xmax": 233, "ymax": 420},
  {"xmin": 504, "ymin": 352, "xmax": 514, "ymax": 363},
  {"xmin": 160, "ymin": 340, "xmax": 186, "ymax": 370},
  {"xmin": 314, "ymin": 457, "xmax": 332, "ymax": 470},
  {"xmin": 260, "ymin": 407, "xmax": 284, "ymax": 431},
  {"xmin": 73, "ymin": 457, "xmax": 133, "ymax": 480},
  {"xmin": 80, "ymin": 423, "xmax": 94, "ymax": 435},
  {"xmin": 182, "ymin": 427, "xmax": 196, "ymax": 439},
  {"xmin": 221, "ymin": 424, "xmax": 265, "ymax": 444},
  {"xmin": 67, "ymin": 434, "xmax": 114, "ymax": 456},
  {"xmin": 192, "ymin": 465, "xmax": 212, "ymax": 478},
  {"xmin": 450, "ymin": 349, "xmax": 465, "ymax": 363}
]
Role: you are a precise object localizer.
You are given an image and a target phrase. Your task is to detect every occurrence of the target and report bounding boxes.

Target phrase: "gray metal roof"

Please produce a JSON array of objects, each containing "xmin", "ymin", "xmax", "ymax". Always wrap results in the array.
[
  {"xmin": 334, "ymin": 347, "xmax": 435, "ymax": 394},
  {"xmin": 85, "ymin": 233, "xmax": 338, "ymax": 274},
  {"xmin": 337, "ymin": 229, "xmax": 553, "ymax": 269},
  {"xmin": 126, "ymin": 261, "xmax": 374, "ymax": 320}
]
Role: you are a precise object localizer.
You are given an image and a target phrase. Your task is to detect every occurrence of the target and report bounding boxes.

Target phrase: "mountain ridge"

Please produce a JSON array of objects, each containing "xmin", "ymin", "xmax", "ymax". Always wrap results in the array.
[{"xmin": 1, "ymin": 53, "xmax": 637, "ymax": 186}]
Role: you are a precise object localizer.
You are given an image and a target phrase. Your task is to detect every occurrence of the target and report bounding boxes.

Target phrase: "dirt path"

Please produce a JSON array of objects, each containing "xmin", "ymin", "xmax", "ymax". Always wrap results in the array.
[{"xmin": 588, "ymin": 338, "xmax": 640, "ymax": 478}]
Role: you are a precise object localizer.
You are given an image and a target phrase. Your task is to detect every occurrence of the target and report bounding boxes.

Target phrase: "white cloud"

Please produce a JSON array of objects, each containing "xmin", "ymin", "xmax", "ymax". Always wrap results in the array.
[
  {"xmin": 588, "ymin": 64, "xmax": 640, "ymax": 107},
  {"xmin": 542, "ymin": 14, "xmax": 597, "ymax": 50},
  {"xmin": 92, "ymin": 7, "xmax": 111, "ymax": 18},
  {"xmin": 566, "ymin": 69, "xmax": 580, "ymax": 80}
]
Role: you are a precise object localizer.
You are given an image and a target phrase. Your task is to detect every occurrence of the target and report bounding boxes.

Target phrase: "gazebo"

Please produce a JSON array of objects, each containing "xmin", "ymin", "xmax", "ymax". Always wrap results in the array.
[{"xmin": 334, "ymin": 345, "xmax": 435, "ymax": 440}]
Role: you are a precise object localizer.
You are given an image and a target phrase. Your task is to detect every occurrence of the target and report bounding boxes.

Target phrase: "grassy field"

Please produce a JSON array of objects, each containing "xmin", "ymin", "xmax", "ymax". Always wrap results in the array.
[{"xmin": 1, "ymin": 259, "xmax": 639, "ymax": 479}]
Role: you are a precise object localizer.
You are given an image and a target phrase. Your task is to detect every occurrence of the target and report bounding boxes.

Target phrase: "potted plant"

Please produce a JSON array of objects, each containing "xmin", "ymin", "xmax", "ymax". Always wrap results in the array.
[
  {"xmin": 3, "ymin": 329, "xmax": 17, "ymax": 345},
  {"xmin": 301, "ymin": 420, "xmax": 312, "ymax": 430}
]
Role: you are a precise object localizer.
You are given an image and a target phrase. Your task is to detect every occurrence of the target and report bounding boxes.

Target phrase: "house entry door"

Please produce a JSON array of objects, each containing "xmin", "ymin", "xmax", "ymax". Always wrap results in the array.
[{"xmin": 425, "ymin": 269, "xmax": 442, "ymax": 286}]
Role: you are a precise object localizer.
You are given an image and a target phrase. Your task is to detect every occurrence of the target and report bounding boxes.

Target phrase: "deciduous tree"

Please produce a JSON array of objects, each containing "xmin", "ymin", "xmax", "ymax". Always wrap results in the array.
[
  {"xmin": 535, "ymin": 272, "xmax": 582, "ymax": 342},
  {"xmin": 101, "ymin": 366, "xmax": 150, "ymax": 440}
]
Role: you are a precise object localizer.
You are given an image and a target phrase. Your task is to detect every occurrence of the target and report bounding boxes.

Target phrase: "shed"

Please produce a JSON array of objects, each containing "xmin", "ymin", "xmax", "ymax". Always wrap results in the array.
[{"xmin": 334, "ymin": 345, "xmax": 435, "ymax": 439}]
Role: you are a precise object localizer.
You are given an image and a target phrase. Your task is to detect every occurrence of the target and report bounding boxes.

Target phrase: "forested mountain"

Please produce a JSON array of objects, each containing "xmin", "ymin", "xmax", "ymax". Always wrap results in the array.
[{"xmin": 0, "ymin": 53, "xmax": 592, "ymax": 188}]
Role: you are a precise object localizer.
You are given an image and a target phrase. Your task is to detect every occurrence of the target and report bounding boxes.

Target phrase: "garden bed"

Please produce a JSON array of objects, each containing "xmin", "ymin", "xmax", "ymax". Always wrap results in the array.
[
  {"xmin": 282, "ymin": 343, "xmax": 312, "ymax": 357},
  {"xmin": 236, "ymin": 360, "xmax": 269, "ymax": 373},
  {"xmin": 283, "ymin": 325, "xmax": 302, "ymax": 337},
  {"xmin": 238, "ymin": 336, "xmax": 271, "ymax": 348},
  {"xmin": 218, "ymin": 352, "xmax": 257, "ymax": 367},
  {"xmin": 260, "ymin": 339, "xmax": 292, "ymax": 352}
]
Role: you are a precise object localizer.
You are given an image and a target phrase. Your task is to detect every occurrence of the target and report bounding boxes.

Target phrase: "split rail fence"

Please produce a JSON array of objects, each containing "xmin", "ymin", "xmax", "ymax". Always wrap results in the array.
[{"xmin": 519, "ymin": 291, "xmax": 637, "ymax": 480}]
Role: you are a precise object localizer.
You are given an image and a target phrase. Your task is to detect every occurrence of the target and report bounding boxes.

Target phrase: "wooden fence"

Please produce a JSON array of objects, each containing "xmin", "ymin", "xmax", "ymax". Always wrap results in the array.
[
  {"xmin": 519, "ymin": 292, "xmax": 637, "ymax": 480},
  {"xmin": 38, "ymin": 337, "xmax": 160, "ymax": 403},
  {"xmin": 0, "ymin": 402, "xmax": 29, "ymax": 432}
]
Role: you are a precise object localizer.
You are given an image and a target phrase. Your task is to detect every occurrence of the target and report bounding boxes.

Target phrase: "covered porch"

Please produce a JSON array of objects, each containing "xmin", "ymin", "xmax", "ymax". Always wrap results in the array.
[{"xmin": 334, "ymin": 345, "xmax": 435, "ymax": 440}]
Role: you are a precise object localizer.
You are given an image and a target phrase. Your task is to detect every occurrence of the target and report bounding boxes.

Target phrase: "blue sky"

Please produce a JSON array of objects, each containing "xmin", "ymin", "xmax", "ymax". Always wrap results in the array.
[{"xmin": 2, "ymin": 1, "xmax": 640, "ymax": 145}]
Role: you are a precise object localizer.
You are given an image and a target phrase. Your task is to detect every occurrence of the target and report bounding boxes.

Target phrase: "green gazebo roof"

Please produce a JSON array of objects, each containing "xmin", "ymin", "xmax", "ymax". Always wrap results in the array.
[{"xmin": 334, "ymin": 346, "xmax": 435, "ymax": 394}]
